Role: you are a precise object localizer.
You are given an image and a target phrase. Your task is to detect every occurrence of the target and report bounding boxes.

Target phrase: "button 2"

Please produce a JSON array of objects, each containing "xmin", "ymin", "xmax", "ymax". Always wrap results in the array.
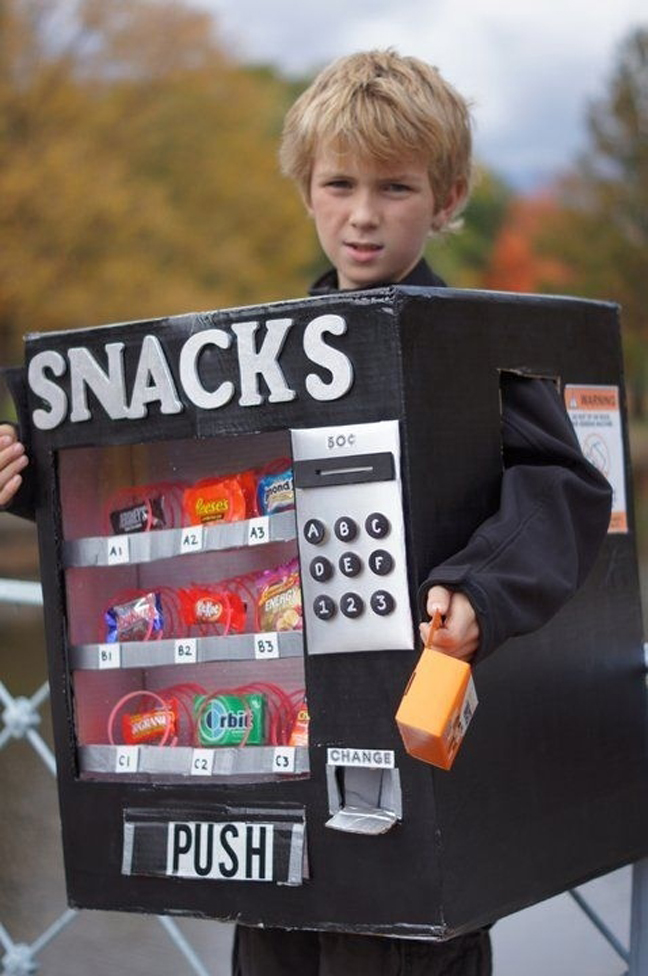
[{"xmin": 340, "ymin": 592, "xmax": 364, "ymax": 618}]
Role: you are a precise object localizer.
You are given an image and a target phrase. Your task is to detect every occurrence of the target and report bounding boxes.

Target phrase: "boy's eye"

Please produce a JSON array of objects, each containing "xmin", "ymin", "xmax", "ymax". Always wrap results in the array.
[
  {"xmin": 324, "ymin": 179, "xmax": 353, "ymax": 190},
  {"xmin": 384, "ymin": 182, "xmax": 412, "ymax": 194}
]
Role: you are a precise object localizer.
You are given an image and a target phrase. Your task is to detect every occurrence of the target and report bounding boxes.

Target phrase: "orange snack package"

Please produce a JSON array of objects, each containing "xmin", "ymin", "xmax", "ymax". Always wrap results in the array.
[{"xmin": 395, "ymin": 611, "xmax": 478, "ymax": 770}]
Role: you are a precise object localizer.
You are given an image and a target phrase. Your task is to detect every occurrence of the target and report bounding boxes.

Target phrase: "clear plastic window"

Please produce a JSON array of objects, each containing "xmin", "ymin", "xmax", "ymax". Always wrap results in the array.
[{"xmin": 58, "ymin": 430, "xmax": 308, "ymax": 784}]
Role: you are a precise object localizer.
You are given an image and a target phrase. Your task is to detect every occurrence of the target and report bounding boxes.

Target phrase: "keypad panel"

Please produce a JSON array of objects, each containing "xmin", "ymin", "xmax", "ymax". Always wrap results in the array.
[{"xmin": 291, "ymin": 421, "xmax": 415, "ymax": 655}]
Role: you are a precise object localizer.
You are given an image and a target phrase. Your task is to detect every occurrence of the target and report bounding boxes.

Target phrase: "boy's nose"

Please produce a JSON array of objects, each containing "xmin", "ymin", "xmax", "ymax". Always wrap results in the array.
[{"xmin": 349, "ymin": 192, "xmax": 379, "ymax": 228}]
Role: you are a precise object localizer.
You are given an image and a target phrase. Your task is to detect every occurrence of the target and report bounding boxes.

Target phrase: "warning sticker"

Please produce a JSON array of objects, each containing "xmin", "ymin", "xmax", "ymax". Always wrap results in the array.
[{"xmin": 565, "ymin": 385, "xmax": 627, "ymax": 533}]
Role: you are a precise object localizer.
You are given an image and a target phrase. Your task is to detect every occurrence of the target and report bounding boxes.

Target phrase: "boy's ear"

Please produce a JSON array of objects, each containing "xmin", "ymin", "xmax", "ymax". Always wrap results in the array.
[{"xmin": 433, "ymin": 177, "xmax": 468, "ymax": 230}]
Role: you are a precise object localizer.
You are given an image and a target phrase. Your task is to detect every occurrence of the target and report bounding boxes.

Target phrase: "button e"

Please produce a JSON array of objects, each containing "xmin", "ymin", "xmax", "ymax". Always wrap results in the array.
[{"xmin": 339, "ymin": 551, "xmax": 362, "ymax": 577}]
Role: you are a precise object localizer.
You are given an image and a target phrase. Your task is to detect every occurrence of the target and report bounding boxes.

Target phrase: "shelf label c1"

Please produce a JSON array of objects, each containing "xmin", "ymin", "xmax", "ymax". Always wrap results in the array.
[{"xmin": 115, "ymin": 746, "xmax": 139, "ymax": 773}]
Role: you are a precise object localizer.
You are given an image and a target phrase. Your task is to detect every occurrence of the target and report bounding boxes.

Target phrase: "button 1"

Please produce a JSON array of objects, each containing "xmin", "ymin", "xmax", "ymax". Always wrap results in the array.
[
  {"xmin": 313, "ymin": 595, "xmax": 337, "ymax": 620},
  {"xmin": 366, "ymin": 512, "xmax": 391, "ymax": 539},
  {"xmin": 370, "ymin": 590, "xmax": 396, "ymax": 616},
  {"xmin": 334, "ymin": 516, "xmax": 358, "ymax": 542},
  {"xmin": 369, "ymin": 549, "xmax": 394, "ymax": 576},
  {"xmin": 339, "ymin": 551, "xmax": 362, "ymax": 577},
  {"xmin": 304, "ymin": 518, "xmax": 326, "ymax": 545},
  {"xmin": 310, "ymin": 556, "xmax": 333, "ymax": 582},
  {"xmin": 340, "ymin": 592, "xmax": 365, "ymax": 618}
]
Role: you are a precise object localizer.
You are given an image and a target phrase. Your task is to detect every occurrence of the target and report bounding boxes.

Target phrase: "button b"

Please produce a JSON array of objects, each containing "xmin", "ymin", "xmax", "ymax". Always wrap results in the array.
[
  {"xmin": 334, "ymin": 517, "xmax": 358, "ymax": 542},
  {"xmin": 366, "ymin": 513, "xmax": 390, "ymax": 539}
]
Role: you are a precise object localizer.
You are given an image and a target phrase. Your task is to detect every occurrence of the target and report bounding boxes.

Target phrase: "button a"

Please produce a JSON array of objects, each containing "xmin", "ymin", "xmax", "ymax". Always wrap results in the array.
[{"xmin": 304, "ymin": 518, "xmax": 326, "ymax": 545}]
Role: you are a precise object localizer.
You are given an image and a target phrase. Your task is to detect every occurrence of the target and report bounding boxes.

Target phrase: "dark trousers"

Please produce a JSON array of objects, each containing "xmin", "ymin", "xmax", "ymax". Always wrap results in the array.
[{"xmin": 233, "ymin": 925, "xmax": 492, "ymax": 976}]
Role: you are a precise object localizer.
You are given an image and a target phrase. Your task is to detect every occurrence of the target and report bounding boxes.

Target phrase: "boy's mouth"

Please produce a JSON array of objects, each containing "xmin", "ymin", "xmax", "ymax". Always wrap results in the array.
[{"xmin": 345, "ymin": 242, "xmax": 383, "ymax": 257}]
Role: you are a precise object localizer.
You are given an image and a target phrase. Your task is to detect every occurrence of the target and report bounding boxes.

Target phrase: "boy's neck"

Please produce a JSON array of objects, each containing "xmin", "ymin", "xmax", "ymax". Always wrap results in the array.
[{"xmin": 308, "ymin": 257, "xmax": 447, "ymax": 295}]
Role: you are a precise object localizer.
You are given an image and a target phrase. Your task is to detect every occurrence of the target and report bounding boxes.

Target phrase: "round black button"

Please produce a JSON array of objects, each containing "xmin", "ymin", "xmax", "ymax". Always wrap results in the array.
[
  {"xmin": 339, "ymin": 551, "xmax": 362, "ymax": 577},
  {"xmin": 310, "ymin": 556, "xmax": 333, "ymax": 582},
  {"xmin": 369, "ymin": 549, "xmax": 394, "ymax": 576},
  {"xmin": 340, "ymin": 592, "xmax": 365, "ymax": 618},
  {"xmin": 304, "ymin": 518, "xmax": 326, "ymax": 545},
  {"xmin": 313, "ymin": 595, "xmax": 336, "ymax": 620},
  {"xmin": 334, "ymin": 516, "xmax": 358, "ymax": 542},
  {"xmin": 365, "ymin": 512, "xmax": 391, "ymax": 539},
  {"xmin": 370, "ymin": 590, "xmax": 396, "ymax": 616}
]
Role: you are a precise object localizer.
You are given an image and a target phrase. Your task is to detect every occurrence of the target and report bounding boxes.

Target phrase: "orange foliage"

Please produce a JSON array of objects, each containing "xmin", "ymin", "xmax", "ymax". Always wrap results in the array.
[{"xmin": 484, "ymin": 192, "xmax": 573, "ymax": 294}]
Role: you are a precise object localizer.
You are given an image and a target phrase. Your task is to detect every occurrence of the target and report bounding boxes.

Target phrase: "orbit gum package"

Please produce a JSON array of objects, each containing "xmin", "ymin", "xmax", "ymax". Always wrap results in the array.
[
  {"xmin": 255, "ymin": 559, "xmax": 303, "ymax": 632},
  {"xmin": 194, "ymin": 693, "xmax": 265, "ymax": 747}
]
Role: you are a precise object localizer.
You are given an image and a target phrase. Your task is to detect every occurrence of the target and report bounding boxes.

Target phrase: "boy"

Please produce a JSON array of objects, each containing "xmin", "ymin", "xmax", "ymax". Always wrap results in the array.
[
  {"xmin": 231, "ymin": 49, "xmax": 612, "ymax": 976},
  {"xmin": 1, "ymin": 48, "xmax": 611, "ymax": 976}
]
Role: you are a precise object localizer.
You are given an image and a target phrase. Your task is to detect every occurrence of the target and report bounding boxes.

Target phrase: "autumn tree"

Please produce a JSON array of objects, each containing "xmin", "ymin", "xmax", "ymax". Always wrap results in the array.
[
  {"xmin": 542, "ymin": 27, "xmax": 648, "ymax": 414},
  {"xmin": 0, "ymin": 0, "xmax": 318, "ymax": 363}
]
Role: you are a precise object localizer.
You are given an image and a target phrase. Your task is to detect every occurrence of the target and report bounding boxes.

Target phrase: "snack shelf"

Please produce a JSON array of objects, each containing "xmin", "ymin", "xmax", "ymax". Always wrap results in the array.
[
  {"xmin": 78, "ymin": 743, "xmax": 310, "ymax": 780},
  {"xmin": 62, "ymin": 510, "xmax": 297, "ymax": 568},
  {"xmin": 69, "ymin": 631, "xmax": 304, "ymax": 670}
]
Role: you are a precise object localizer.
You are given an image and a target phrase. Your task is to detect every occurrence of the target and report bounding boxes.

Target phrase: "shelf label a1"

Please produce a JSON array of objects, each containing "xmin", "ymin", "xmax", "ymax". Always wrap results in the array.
[
  {"xmin": 106, "ymin": 535, "xmax": 130, "ymax": 565},
  {"xmin": 254, "ymin": 632, "xmax": 279, "ymax": 660}
]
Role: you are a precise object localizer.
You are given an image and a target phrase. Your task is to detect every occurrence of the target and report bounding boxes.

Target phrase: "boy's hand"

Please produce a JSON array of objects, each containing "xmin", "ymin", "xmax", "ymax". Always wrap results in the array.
[
  {"xmin": 419, "ymin": 585, "xmax": 480, "ymax": 663},
  {"xmin": 0, "ymin": 424, "xmax": 29, "ymax": 507}
]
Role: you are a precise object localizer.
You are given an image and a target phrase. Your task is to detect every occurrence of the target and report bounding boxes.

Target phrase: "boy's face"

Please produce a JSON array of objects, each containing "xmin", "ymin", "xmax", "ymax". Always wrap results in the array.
[{"xmin": 307, "ymin": 145, "xmax": 458, "ymax": 290}]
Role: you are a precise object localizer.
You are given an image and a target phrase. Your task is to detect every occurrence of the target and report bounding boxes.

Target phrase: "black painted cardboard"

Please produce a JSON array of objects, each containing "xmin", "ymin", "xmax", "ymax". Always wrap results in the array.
[{"xmin": 11, "ymin": 286, "xmax": 648, "ymax": 938}]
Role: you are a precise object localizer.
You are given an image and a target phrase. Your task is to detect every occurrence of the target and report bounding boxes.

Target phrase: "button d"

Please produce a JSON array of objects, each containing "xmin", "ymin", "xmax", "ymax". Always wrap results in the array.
[
  {"xmin": 310, "ymin": 556, "xmax": 333, "ymax": 582},
  {"xmin": 365, "ymin": 513, "xmax": 391, "ymax": 539}
]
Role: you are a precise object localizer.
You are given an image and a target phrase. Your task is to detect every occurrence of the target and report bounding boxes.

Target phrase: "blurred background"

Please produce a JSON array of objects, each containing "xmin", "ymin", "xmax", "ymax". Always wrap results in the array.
[{"xmin": 0, "ymin": 0, "xmax": 647, "ymax": 972}]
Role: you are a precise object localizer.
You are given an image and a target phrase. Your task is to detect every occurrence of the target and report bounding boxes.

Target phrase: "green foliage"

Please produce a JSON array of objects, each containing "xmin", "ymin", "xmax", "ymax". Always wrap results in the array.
[{"xmin": 426, "ymin": 167, "xmax": 513, "ymax": 287}]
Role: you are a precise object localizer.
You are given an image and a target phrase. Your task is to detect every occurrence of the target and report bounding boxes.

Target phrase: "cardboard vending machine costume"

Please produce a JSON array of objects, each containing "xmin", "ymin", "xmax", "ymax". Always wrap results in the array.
[{"xmin": 10, "ymin": 286, "xmax": 648, "ymax": 938}]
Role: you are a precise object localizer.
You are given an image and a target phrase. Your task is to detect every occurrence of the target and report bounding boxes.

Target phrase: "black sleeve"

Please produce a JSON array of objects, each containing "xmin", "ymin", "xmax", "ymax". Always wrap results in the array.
[{"xmin": 419, "ymin": 372, "xmax": 613, "ymax": 661}]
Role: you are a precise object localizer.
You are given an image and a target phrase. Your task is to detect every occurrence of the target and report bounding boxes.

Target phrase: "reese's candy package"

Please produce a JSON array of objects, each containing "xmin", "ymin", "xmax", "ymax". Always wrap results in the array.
[
  {"xmin": 179, "ymin": 588, "xmax": 246, "ymax": 634},
  {"xmin": 122, "ymin": 698, "xmax": 178, "ymax": 745},
  {"xmin": 194, "ymin": 693, "xmax": 265, "ymax": 747},
  {"xmin": 105, "ymin": 591, "xmax": 164, "ymax": 643},
  {"xmin": 183, "ymin": 477, "xmax": 247, "ymax": 525},
  {"xmin": 255, "ymin": 559, "xmax": 302, "ymax": 632}
]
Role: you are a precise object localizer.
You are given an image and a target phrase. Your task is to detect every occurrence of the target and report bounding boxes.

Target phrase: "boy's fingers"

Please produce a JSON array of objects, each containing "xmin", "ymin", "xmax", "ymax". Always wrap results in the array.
[
  {"xmin": 426, "ymin": 584, "xmax": 451, "ymax": 618},
  {"xmin": 0, "ymin": 472, "xmax": 23, "ymax": 507}
]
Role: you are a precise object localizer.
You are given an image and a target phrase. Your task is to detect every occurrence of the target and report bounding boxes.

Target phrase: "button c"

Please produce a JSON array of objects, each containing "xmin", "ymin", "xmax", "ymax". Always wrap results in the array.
[{"xmin": 365, "ymin": 513, "xmax": 391, "ymax": 539}]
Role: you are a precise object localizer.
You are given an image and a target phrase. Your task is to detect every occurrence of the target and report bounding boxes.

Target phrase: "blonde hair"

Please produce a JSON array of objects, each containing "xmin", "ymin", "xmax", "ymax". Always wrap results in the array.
[{"xmin": 279, "ymin": 49, "xmax": 473, "ymax": 222}]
